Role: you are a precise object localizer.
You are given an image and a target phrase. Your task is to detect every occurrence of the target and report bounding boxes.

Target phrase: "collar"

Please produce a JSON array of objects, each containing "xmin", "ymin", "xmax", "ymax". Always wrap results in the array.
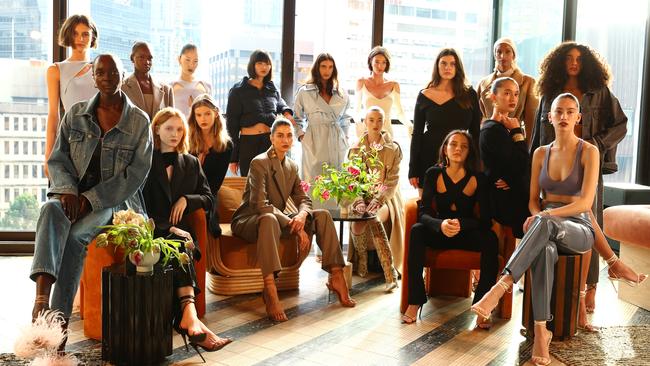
[{"xmin": 79, "ymin": 92, "xmax": 136, "ymax": 135}]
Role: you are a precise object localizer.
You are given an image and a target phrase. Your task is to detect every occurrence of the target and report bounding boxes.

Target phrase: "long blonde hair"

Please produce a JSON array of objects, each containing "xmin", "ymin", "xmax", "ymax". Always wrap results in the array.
[
  {"xmin": 187, "ymin": 94, "xmax": 231, "ymax": 154},
  {"xmin": 151, "ymin": 107, "xmax": 188, "ymax": 153}
]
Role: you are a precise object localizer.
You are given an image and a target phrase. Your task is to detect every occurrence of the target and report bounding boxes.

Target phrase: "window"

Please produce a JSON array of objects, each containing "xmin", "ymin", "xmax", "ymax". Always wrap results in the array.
[
  {"xmin": 4, "ymin": 166, "xmax": 8, "ymax": 178},
  {"xmin": 23, "ymin": 165, "xmax": 29, "ymax": 177},
  {"xmin": 500, "ymin": 0, "xmax": 563, "ymax": 77},
  {"xmin": 33, "ymin": 141, "xmax": 38, "ymax": 155},
  {"xmin": 23, "ymin": 117, "xmax": 28, "ymax": 131},
  {"xmin": 14, "ymin": 142, "xmax": 19, "ymax": 155},
  {"xmin": 3, "ymin": 142, "xmax": 8, "ymax": 155},
  {"xmin": 13, "ymin": 117, "xmax": 19, "ymax": 131},
  {"xmin": 32, "ymin": 165, "xmax": 38, "ymax": 177},
  {"xmin": 23, "ymin": 141, "xmax": 28, "ymax": 155},
  {"xmin": 576, "ymin": 0, "xmax": 647, "ymax": 183},
  {"xmin": 41, "ymin": 188, "xmax": 46, "ymax": 202},
  {"xmin": 3, "ymin": 117, "xmax": 8, "ymax": 130},
  {"xmin": 32, "ymin": 117, "xmax": 38, "ymax": 131},
  {"xmin": 4, "ymin": 189, "xmax": 9, "ymax": 203},
  {"xmin": 14, "ymin": 165, "xmax": 19, "ymax": 178}
]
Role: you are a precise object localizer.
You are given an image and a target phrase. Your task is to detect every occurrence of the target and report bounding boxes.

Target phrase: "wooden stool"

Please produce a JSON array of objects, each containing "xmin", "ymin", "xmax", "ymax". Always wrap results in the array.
[
  {"xmin": 102, "ymin": 264, "xmax": 173, "ymax": 365},
  {"xmin": 521, "ymin": 252, "xmax": 587, "ymax": 341}
]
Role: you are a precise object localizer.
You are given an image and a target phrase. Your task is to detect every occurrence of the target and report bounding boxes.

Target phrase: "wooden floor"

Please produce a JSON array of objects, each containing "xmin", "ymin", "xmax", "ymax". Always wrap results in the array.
[{"xmin": 1, "ymin": 254, "xmax": 648, "ymax": 365}]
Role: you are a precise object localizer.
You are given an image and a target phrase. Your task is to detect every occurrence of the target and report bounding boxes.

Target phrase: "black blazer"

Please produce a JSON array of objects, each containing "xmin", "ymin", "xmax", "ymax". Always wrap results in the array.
[{"xmin": 143, "ymin": 150, "xmax": 213, "ymax": 238}]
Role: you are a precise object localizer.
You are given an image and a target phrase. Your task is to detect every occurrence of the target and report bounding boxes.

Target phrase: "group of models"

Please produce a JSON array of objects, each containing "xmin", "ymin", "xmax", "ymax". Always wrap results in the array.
[{"xmin": 29, "ymin": 13, "xmax": 647, "ymax": 366}]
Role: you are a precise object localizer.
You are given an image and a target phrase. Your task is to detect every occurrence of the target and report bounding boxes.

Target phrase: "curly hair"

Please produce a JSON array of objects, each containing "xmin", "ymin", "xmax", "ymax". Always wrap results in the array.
[{"xmin": 537, "ymin": 42, "xmax": 611, "ymax": 98}]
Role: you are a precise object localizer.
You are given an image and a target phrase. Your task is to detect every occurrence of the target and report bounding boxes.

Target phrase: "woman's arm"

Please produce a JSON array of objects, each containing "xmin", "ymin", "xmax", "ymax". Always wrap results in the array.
[
  {"xmin": 377, "ymin": 143, "xmax": 402, "ymax": 204},
  {"xmin": 392, "ymin": 82, "xmax": 413, "ymax": 133},
  {"xmin": 529, "ymin": 97, "xmax": 545, "ymax": 155},
  {"xmin": 225, "ymin": 86, "xmax": 242, "ymax": 163},
  {"xmin": 522, "ymin": 76, "xmax": 539, "ymax": 142},
  {"xmin": 45, "ymin": 64, "xmax": 61, "ymax": 177},
  {"xmin": 183, "ymin": 156, "xmax": 213, "ymax": 213},
  {"xmin": 418, "ymin": 167, "xmax": 443, "ymax": 232},
  {"xmin": 408, "ymin": 93, "xmax": 425, "ymax": 180},
  {"xmin": 528, "ymin": 147, "xmax": 545, "ymax": 215},
  {"xmin": 468, "ymin": 87, "xmax": 481, "ymax": 159},
  {"xmin": 590, "ymin": 87, "xmax": 627, "ymax": 152}
]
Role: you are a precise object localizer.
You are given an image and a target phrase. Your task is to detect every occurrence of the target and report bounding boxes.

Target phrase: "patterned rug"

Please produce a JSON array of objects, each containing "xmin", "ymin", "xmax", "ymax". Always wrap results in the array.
[
  {"xmin": 0, "ymin": 346, "xmax": 103, "ymax": 366},
  {"xmin": 551, "ymin": 326, "xmax": 650, "ymax": 365}
]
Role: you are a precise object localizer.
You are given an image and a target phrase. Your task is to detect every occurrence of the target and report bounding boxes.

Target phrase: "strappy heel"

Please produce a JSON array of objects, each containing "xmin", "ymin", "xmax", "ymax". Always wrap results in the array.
[
  {"xmin": 531, "ymin": 321, "xmax": 553, "ymax": 366},
  {"xmin": 606, "ymin": 254, "xmax": 648, "ymax": 289},
  {"xmin": 326, "ymin": 271, "xmax": 356, "ymax": 308},
  {"xmin": 32, "ymin": 294, "xmax": 50, "ymax": 323},
  {"xmin": 175, "ymin": 295, "xmax": 208, "ymax": 363},
  {"xmin": 401, "ymin": 305, "xmax": 423, "ymax": 324},
  {"xmin": 578, "ymin": 291, "xmax": 598, "ymax": 332},
  {"xmin": 471, "ymin": 279, "xmax": 511, "ymax": 321}
]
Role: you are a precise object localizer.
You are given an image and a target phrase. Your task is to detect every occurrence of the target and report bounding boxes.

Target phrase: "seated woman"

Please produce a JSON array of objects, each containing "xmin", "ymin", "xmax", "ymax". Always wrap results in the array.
[
  {"xmin": 471, "ymin": 93, "xmax": 598, "ymax": 366},
  {"xmin": 187, "ymin": 94, "xmax": 233, "ymax": 236},
  {"xmin": 349, "ymin": 106, "xmax": 403, "ymax": 291},
  {"xmin": 479, "ymin": 77, "xmax": 530, "ymax": 238},
  {"xmin": 143, "ymin": 107, "xmax": 231, "ymax": 359},
  {"xmin": 402, "ymin": 130, "xmax": 498, "ymax": 330},
  {"xmin": 231, "ymin": 117, "xmax": 355, "ymax": 322}
]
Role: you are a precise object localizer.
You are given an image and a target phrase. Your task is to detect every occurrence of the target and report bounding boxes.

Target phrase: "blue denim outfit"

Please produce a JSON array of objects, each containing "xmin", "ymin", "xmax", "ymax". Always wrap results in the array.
[{"xmin": 31, "ymin": 93, "xmax": 153, "ymax": 317}]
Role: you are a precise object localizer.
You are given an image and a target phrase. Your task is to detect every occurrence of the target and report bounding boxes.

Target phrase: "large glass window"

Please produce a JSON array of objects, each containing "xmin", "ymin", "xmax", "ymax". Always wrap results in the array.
[
  {"xmin": 69, "ymin": 0, "xmax": 284, "ymax": 112},
  {"xmin": 0, "ymin": 0, "xmax": 52, "ymax": 231},
  {"xmin": 501, "ymin": 0, "xmax": 564, "ymax": 77},
  {"xmin": 576, "ymin": 0, "xmax": 647, "ymax": 183}
]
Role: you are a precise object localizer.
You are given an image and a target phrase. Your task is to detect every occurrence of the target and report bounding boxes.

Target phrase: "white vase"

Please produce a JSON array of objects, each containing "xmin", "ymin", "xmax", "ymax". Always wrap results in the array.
[{"xmin": 128, "ymin": 251, "xmax": 160, "ymax": 273}]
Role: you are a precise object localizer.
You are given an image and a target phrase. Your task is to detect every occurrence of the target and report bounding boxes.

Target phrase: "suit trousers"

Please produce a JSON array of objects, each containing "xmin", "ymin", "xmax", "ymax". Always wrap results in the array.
[
  {"xmin": 256, "ymin": 209, "xmax": 344, "ymax": 277},
  {"xmin": 504, "ymin": 207, "xmax": 593, "ymax": 321}
]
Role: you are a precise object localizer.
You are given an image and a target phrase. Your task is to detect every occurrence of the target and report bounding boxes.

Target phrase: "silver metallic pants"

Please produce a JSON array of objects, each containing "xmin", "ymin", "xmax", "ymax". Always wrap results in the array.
[{"xmin": 504, "ymin": 203, "xmax": 594, "ymax": 321}]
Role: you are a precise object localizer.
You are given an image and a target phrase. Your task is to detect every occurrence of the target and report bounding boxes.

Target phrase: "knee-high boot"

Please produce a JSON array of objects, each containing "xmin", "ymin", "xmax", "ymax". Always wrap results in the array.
[
  {"xmin": 351, "ymin": 229, "xmax": 370, "ymax": 277},
  {"xmin": 368, "ymin": 220, "xmax": 398, "ymax": 291}
]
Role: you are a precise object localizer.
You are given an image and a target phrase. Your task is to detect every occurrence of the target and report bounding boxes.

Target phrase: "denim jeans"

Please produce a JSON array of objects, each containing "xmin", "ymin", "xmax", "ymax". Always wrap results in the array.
[{"xmin": 30, "ymin": 198, "xmax": 113, "ymax": 318}]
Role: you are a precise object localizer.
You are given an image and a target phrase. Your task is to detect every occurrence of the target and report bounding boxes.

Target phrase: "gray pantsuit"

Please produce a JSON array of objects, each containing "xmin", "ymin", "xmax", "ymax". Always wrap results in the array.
[
  {"xmin": 504, "ymin": 204, "xmax": 594, "ymax": 321},
  {"xmin": 231, "ymin": 147, "xmax": 345, "ymax": 277}
]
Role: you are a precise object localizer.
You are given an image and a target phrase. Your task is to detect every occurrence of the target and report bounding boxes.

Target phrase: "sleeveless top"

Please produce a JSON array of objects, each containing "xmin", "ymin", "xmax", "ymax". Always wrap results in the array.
[
  {"xmin": 171, "ymin": 79, "xmax": 212, "ymax": 117},
  {"xmin": 360, "ymin": 84, "xmax": 396, "ymax": 134},
  {"xmin": 539, "ymin": 139, "xmax": 584, "ymax": 196},
  {"xmin": 56, "ymin": 61, "xmax": 97, "ymax": 112}
]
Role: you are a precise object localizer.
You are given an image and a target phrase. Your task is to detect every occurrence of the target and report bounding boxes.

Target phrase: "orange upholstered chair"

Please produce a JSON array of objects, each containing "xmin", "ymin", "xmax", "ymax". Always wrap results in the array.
[
  {"xmin": 206, "ymin": 177, "xmax": 308, "ymax": 295},
  {"xmin": 79, "ymin": 209, "xmax": 209, "ymax": 340},
  {"xmin": 399, "ymin": 197, "xmax": 515, "ymax": 319}
]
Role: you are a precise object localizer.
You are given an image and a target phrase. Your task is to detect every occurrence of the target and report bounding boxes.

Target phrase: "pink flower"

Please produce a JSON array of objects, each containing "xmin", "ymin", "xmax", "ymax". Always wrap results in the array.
[
  {"xmin": 321, "ymin": 190, "xmax": 331, "ymax": 200},
  {"xmin": 314, "ymin": 175, "xmax": 322, "ymax": 181},
  {"xmin": 347, "ymin": 166, "xmax": 360, "ymax": 176},
  {"xmin": 132, "ymin": 250, "xmax": 143, "ymax": 265},
  {"xmin": 370, "ymin": 142, "xmax": 383, "ymax": 151},
  {"xmin": 379, "ymin": 184, "xmax": 388, "ymax": 192},
  {"xmin": 299, "ymin": 180, "xmax": 311, "ymax": 193},
  {"xmin": 348, "ymin": 184, "xmax": 355, "ymax": 192}
]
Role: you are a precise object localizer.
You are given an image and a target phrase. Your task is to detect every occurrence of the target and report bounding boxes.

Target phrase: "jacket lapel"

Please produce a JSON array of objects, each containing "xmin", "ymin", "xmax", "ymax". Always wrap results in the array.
[
  {"xmin": 153, "ymin": 152, "xmax": 172, "ymax": 202},
  {"xmin": 152, "ymin": 77, "xmax": 163, "ymax": 112},
  {"xmin": 268, "ymin": 149, "xmax": 288, "ymax": 201},
  {"xmin": 170, "ymin": 154, "xmax": 185, "ymax": 200},
  {"xmin": 124, "ymin": 75, "xmax": 145, "ymax": 107}
]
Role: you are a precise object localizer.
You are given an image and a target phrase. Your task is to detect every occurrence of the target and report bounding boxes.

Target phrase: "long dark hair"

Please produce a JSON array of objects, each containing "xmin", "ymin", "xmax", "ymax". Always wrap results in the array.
[
  {"xmin": 247, "ymin": 49, "xmax": 273, "ymax": 83},
  {"xmin": 437, "ymin": 129, "xmax": 478, "ymax": 172},
  {"xmin": 537, "ymin": 41, "xmax": 611, "ymax": 98},
  {"xmin": 307, "ymin": 53, "xmax": 338, "ymax": 96},
  {"xmin": 427, "ymin": 48, "xmax": 472, "ymax": 109}
]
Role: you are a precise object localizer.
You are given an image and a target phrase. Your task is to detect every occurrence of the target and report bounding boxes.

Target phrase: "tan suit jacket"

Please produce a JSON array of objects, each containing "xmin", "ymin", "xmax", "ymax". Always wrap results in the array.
[
  {"xmin": 122, "ymin": 73, "xmax": 174, "ymax": 120},
  {"xmin": 476, "ymin": 68, "xmax": 538, "ymax": 144},
  {"xmin": 232, "ymin": 147, "xmax": 313, "ymax": 243}
]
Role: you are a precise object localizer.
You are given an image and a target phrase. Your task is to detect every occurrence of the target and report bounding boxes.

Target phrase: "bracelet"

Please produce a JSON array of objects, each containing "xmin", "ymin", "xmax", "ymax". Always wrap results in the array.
[
  {"xmin": 509, "ymin": 127, "xmax": 523, "ymax": 136},
  {"xmin": 512, "ymin": 133, "xmax": 525, "ymax": 142},
  {"xmin": 539, "ymin": 209, "xmax": 551, "ymax": 217}
]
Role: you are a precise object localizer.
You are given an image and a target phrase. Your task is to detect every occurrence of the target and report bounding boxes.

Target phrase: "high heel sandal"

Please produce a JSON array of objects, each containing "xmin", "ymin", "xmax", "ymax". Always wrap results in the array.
[
  {"xmin": 401, "ymin": 305, "xmax": 423, "ymax": 324},
  {"xmin": 578, "ymin": 291, "xmax": 598, "ymax": 332},
  {"xmin": 531, "ymin": 321, "xmax": 553, "ymax": 366},
  {"xmin": 326, "ymin": 273, "xmax": 356, "ymax": 308},
  {"xmin": 470, "ymin": 279, "xmax": 511, "ymax": 321},
  {"xmin": 174, "ymin": 295, "xmax": 209, "ymax": 363},
  {"xmin": 32, "ymin": 294, "xmax": 50, "ymax": 323},
  {"xmin": 606, "ymin": 254, "xmax": 648, "ymax": 288}
]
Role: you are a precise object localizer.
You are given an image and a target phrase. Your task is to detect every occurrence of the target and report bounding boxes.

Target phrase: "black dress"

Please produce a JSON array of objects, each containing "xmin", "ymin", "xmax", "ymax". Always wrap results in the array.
[
  {"xmin": 408, "ymin": 89, "xmax": 481, "ymax": 184},
  {"xmin": 479, "ymin": 120, "xmax": 530, "ymax": 238},
  {"xmin": 193, "ymin": 142, "xmax": 233, "ymax": 236},
  {"xmin": 407, "ymin": 166, "xmax": 498, "ymax": 306}
]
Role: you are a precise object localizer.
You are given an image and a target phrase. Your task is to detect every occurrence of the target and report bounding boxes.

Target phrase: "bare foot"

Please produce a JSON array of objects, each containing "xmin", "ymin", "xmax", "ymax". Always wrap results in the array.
[
  {"xmin": 609, "ymin": 259, "xmax": 648, "ymax": 285},
  {"xmin": 578, "ymin": 295, "xmax": 598, "ymax": 332},
  {"xmin": 179, "ymin": 302, "xmax": 204, "ymax": 338},
  {"xmin": 402, "ymin": 305, "xmax": 421, "ymax": 324},
  {"xmin": 531, "ymin": 324, "xmax": 552, "ymax": 366},
  {"xmin": 198, "ymin": 322, "xmax": 232, "ymax": 349},
  {"xmin": 475, "ymin": 316, "xmax": 492, "ymax": 330},
  {"xmin": 584, "ymin": 284, "xmax": 596, "ymax": 313},
  {"xmin": 327, "ymin": 270, "xmax": 356, "ymax": 307},
  {"xmin": 262, "ymin": 285, "xmax": 288, "ymax": 322},
  {"xmin": 471, "ymin": 279, "xmax": 511, "ymax": 319}
]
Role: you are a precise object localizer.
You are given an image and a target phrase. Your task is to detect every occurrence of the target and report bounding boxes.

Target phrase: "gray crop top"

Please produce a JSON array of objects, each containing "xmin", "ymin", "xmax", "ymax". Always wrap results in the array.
[{"xmin": 539, "ymin": 139, "xmax": 584, "ymax": 196}]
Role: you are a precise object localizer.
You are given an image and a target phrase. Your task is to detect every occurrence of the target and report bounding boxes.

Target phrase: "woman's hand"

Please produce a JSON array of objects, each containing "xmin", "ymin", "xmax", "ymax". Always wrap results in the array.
[
  {"xmin": 170, "ymin": 226, "xmax": 194, "ymax": 250},
  {"xmin": 523, "ymin": 215, "xmax": 537, "ymax": 233},
  {"xmin": 366, "ymin": 199, "xmax": 382, "ymax": 214},
  {"xmin": 60, "ymin": 194, "xmax": 80, "ymax": 222},
  {"xmin": 297, "ymin": 229, "xmax": 311, "ymax": 253},
  {"xmin": 169, "ymin": 196, "xmax": 187, "ymax": 225},
  {"xmin": 409, "ymin": 177, "xmax": 419, "ymax": 189},
  {"xmin": 495, "ymin": 179, "xmax": 510, "ymax": 190},
  {"xmin": 288, "ymin": 211, "xmax": 308, "ymax": 233},
  {"xmin": 441, "ymin": 218, "xmax": 460, "ymax": 238},
  {"xmin": 228, "ymin": 162, "xmax": 239, "ymax": 175}
]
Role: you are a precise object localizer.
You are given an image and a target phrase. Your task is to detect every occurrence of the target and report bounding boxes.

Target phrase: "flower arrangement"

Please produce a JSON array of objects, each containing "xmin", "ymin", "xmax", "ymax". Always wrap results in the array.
[
  {"xmin": 310, "ymin": 144, "xmax": 385, "ymax": 205},
  {"xmin": 95, "ymin": 209, "xmax": 189, "ymax": 268}
]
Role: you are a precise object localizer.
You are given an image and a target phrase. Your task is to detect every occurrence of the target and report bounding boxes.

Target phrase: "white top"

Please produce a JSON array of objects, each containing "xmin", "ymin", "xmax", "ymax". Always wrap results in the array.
[
  {"xmin": 356, "ymin": 83, "xmax": 412, "ymax": 137},
  {"xmin": 56, "ymin": 60, "xmax": 97, "ymax": 112}
]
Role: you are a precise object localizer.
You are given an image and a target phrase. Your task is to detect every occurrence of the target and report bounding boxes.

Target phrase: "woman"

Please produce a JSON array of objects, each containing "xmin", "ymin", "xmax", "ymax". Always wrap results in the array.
[
  {"xmin": 231, "ymin": 118, "xmax": 355, "ymax": 322},
  {"xmin": 226, "ymin": 49, "xmax": 298, "ymax": 176},
  {"xmin": 479, "ymin": 77, "xmax": 530, "ymax": 238},
  {"xmin": 171, "ymin": 44, "xmax": 212, "ymax": 118},
  {"xmin": 472, "ymin": 93, "xmax": 599, "ymax": 365},
  {"xmin": 409, "ymin": 48, "xmax": 481, "ymax": 194},
  {"xmin": 403, "ymin": 130, "xmax": 497, "ymax": 330},
  {"xmin": 294, "ymin": 53, "xmax": 350, "ymax": 182},
  {"xmin": 356, "ymin": 46, "xmax": 411, "ymax": 138},
  {"xmin": 122, "ymin": 41, "xmax": 174, "ymax": 120},
  {"xmin": 31, "ymin": 54, "xmax": 151, "ymax": 352},
  {"xmin": 348, "ymin": 106, "xmax": 404, "ymax": 291},
  {"xmin": 143, "ymin": 107, "xmax": 231, "ymax": 358},
  {"xmin": 45, "ymin": 14, "xmax": 98, "ymax": 176},
  {"xmin": 476, "ymin": 38, "xmax": 538, "ymax": 143},
  {"xmin": 187, "ymin": 94, "xmax": 232, "ymax": 236},
  {"xmin": 530, "ymin": 42, "xmax": 628, "ymax": 313}
]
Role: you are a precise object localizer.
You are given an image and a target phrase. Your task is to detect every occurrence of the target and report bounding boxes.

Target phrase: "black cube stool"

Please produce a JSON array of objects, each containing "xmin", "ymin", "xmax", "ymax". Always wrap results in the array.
[
  {"xmin": 102, "ymin": 263, "xmax": 173, "ymax": 365},
  {"xmin": 521, "ymin": 251, "xmax": 589, "ymax": 341}
]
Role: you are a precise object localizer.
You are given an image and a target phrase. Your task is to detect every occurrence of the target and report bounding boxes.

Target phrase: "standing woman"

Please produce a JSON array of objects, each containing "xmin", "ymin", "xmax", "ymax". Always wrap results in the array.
[
  {"xmin": 356, "ymin": 46, "xmax": 412, "ymax": 138},
  {"xmin": 143, "ymin": 108, "xmax": 231, "ymax": 358},
  {"xmin": 403, "ymin": 130, "xmax": 497, "ymax": 330},
  {"xmin": 409, "ymin": 48, "xmax": 481, "ymax": 193},
  {"xmin": 122, "ymin": 41, "xmax": 174, "ymax": 120},
  {"xmin": 479, "ymin": 77, "xmax": 530, "ymax": 238},
  {"xmin": 294, "ymin": 53, "xmax": 350, "ymax": 182},
  {"xmin": 530, "ymin": 42, "xmax": 628, "ymax": 313},
  {"xmin": 348, "ymin": 107, "xmax": 403, "ymax": 291},
  {"xmin": 45, "ymin": 14, "xmax": 98, "ymax": 176},
  {"xmin": 187, "ymin": 94, "xmax": 232, "ymax": 236},
  {"xmin": 477, "ymin": 38, "xmax": 538, "ymax": 144},
  {"xmin": 226, "ymin": 49, "xmax": 297, "ymax": 176},
  {"xmin": 171, "ymin": 44, "xmax": 212, "ymax": 118}
]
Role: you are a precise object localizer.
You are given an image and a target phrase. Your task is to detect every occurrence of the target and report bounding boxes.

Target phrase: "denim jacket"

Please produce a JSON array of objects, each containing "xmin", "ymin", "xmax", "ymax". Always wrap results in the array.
[
  {"xmin": 48, "ymin": 92, "xmax": 153, "ymax": 213},
  {"xmin": 530, "ymin": 86, "xmax": 627, "ymax": 174}
]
